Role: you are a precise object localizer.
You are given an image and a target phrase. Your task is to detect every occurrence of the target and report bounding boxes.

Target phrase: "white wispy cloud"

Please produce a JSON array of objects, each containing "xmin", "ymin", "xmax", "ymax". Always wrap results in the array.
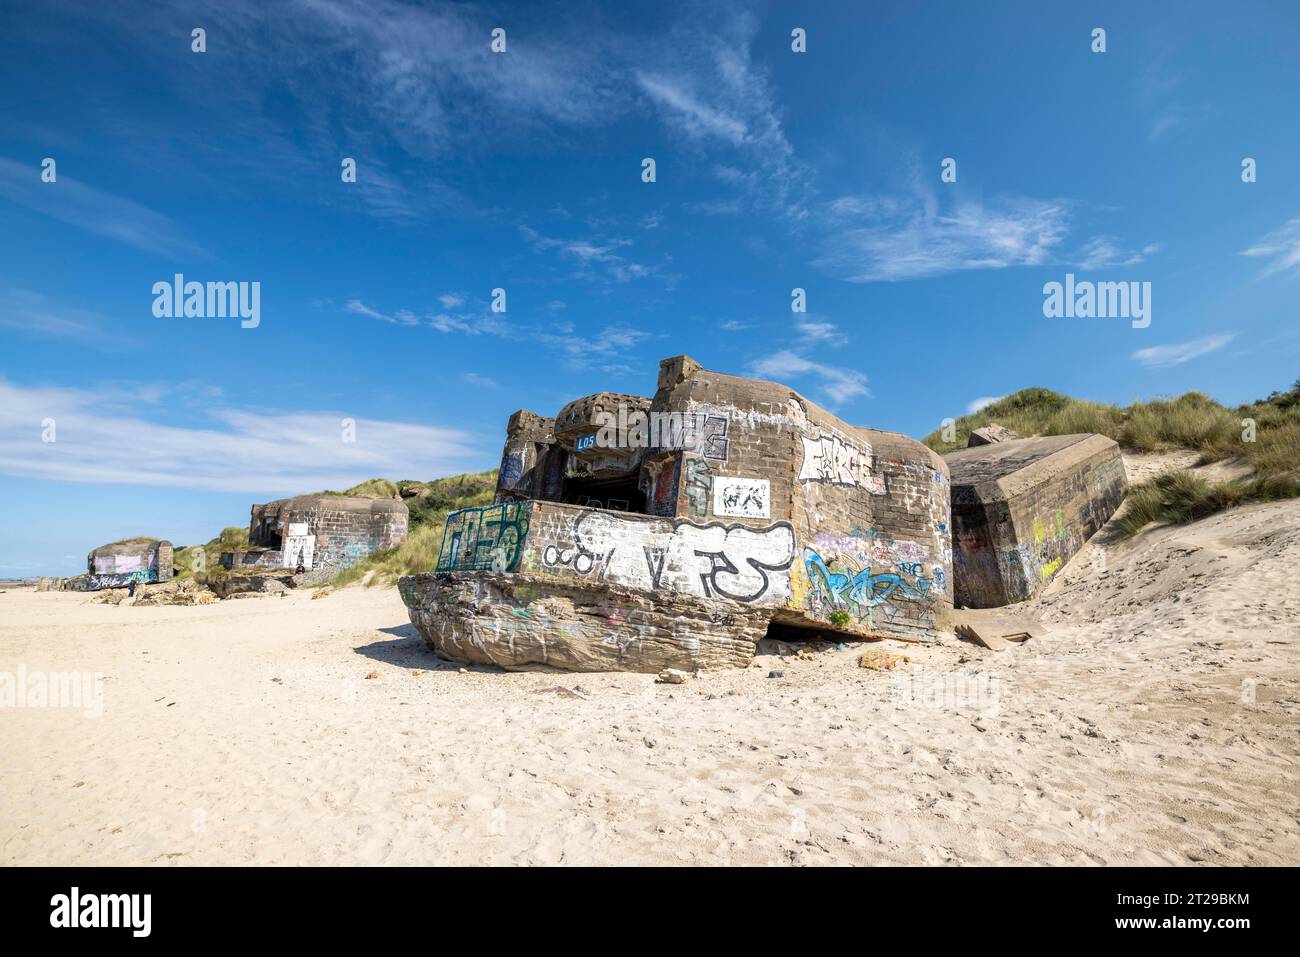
[
  {"xmin": 50, "ymin": 3, "xmax": 809, "ymax": 226},
  {"xmin": 0, "ymin": 156, "xmax": 206, "ymax": 258},
  {"xmin": 1131, "ymin": 333, "xmax": 1234, "ymax": 369},
  {"xmin": 0, "ymin": 290, "xmax": 118, "ymax": 344},
  {"xmin": 536, "ymin": 324, "xmax": 650, "ymax": 372},
  {"xmin": 966, "ymin": 395, "xmax": 1005, "ymax": 414},
  {"xmin": 186, "ymin": 0, "xmax": 620, "ymax": 159},
  {"xmin": 748, "ymin": 350, "xmax": 870, "ymax": 407},
  {"xmin": 1241, "ymin": 216, "xmax": 1300, "ymax": 278},
  {"xmin": 0, "ymin": 378, "xmax": 480, "ymax": 493},
  {"xmin": 519, "ymin": 224, "xmax": 656, "ymax": 283},
  {"xmin": 632, "ymin": 10, "xmax": 807, "ymax": 216},
  {"xmin": 816, "ymin": 190, "xmax": 1070, "ymax": 282},
  {"xmin": 346, "ymin": 298, "xmax": 505, "ymax": 336},
  {"xmin": 1076, "ymin": 237, "xmax": 1161, "ymax": 270},
  {"xmin": 344, "ymin": 299, "xmax": 421, "ymax": 327},
  {"xmin": 462, "ymin": 372, "xmax": 498, "ymax": 389},
  {"xmin": 636, "ymin": 72, "xmax": 749, "ymax": 145},
  {"xmin": 794, "ymin": 319, "xmax": 845, "ymax": 344},
  {"xmin": 1137, "ymin": 61, "xmax": 1194, "ymax": 143}
]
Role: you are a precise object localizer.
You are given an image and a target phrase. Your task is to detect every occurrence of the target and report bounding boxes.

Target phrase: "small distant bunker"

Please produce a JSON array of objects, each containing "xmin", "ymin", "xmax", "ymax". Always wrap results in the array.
[
  {"xmin": 87, "ymin": 539, "xmax": 173, "ymax": 589},
  {"xmin": 400, "ymin": 355, "xmax": 953, "ymax": 673},
  {"xmin": 222, "ymin": 494, "xmax": 407, "ymax": 574},
  {"xmin": 945, "ymin": 434, "xmax": 1127, "ymax": 608}
]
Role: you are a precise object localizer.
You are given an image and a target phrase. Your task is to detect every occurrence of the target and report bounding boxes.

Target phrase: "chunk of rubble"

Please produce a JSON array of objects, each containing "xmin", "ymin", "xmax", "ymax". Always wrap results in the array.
[{"xmin": 966, "ymin": 424, "xmax": 1021, "ymax": 446}]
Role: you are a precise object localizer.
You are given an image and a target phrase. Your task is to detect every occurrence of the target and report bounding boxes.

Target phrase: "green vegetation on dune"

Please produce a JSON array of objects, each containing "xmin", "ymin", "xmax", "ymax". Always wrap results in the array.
[
  {"xmin": 173, "ymin": 526, "xmax": 248, "ymax": 580},
  {"xmin": 323, "ymin": 478, "xmax": 403, "ymax": 499},
  {"xmin": 99, "ymin": 536, "xmax": 163, "ymax": 547},
  {"xmin": 328, "ymin": 469, "xmax": 498, "ymax": 586},
  {"xmin": 922, "ymin": 379, "xmax": 1300, "ymax": 535},
  {"xmin": 923, "ymin": 381, "xmax": 1300, "ymax": 474},
  {"xmin": 168, "ymin": 471, "xmax": 498, "ymax": 587},
  {"xmin": 1118, "ymin": 470, "xmax": 1300, "ymax": 538}
]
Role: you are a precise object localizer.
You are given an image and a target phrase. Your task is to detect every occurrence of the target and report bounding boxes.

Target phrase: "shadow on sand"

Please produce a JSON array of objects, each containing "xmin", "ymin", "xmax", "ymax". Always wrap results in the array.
[{"xmin": 353, "ymin": 625, "xmax": 457, "ymax": 669}]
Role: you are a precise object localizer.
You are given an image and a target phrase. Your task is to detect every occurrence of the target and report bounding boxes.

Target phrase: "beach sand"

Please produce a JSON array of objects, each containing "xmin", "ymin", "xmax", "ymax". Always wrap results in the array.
[{"xmin": 3, "ymin": 486, "xmax": 1298, "ymax": 866}]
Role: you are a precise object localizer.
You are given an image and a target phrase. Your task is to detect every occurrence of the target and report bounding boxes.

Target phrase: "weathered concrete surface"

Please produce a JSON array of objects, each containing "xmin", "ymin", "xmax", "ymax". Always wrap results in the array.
[
  {"xmin": 967, "ymin": 424, "xmax": 1021, "ymax": 446},
  {"xmin": 945, "ymin": 434, "xmax": 1127, "ymax": 608},
  {"xmin": 400, "ymin": 572, "xmax": 768, "ymax": 672},
  {"xmin": 86, "ymin": 539, "xmax": 174, "ymax": 589},
  {"xmin": 206, "ymin": 573, "xmax": 295, "ymax": 599},
  {"xmin": 225, "ymin": 494, "xmax": 408, "ymax": 573},
  {"xmin": 401, "ymin": 354, "xmax": 954, "ymax": 672}
]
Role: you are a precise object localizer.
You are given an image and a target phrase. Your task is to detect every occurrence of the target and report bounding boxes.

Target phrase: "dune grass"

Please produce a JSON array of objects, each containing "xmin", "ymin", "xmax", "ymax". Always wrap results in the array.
[
  {"xmin": 327, "ymin": 469, "xmax": 498, "ymax": 586},
  {"xmin": 924, "ymin": 380, "xmax": 1300, "ymax": 474},
  {"xmin": 1118, "ymin": 470, "xmax": 1300, "ymax": 537},
  {"xmin": 172, "ymin": 526, "xmax": 249, "ymax": 580},
  {"xmin": 922, "ymin": 379, "xmax": 1300, "ymax": 535}
]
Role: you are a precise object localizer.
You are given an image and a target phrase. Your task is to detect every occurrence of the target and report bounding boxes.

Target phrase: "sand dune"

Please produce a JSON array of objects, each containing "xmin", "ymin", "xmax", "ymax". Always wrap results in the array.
[{"xmin": 2, "ymin": 482, "xmax": 1297, "ymax": 865}]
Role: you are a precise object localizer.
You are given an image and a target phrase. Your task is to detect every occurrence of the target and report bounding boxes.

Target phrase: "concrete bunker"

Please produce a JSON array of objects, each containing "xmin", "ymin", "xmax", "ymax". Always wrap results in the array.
[
  {"xmin": 87, "ymin": 538, "xmax": 174, "ymax": 590},
  {"xmin": 222, "ymin": 494, "xmax": 408, "ymax": 575},
  {"xmin": 400, "ymin": 355, "xmax": 954, "ymax": 673},
  {"xmin": 944, "ymin": 433, "xmax": 1127, "ymax": 608}
]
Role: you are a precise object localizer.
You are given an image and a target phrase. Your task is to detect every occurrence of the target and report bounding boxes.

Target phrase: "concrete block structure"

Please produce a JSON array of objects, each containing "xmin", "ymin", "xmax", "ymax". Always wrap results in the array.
[
  {"xmin": 87, "ymin": 539, "xmax": 174, "ymax": 590},
  {"xmin": 400, "ymin": 355, "xmax": 953, "ymax": 673},
  {"xmin": 944, "ymin": 434, "xmax": 1127, "ymax": 608},
  {"xmin": 222, "ymin": 494, "xmax": 407, "ymax": 574}
]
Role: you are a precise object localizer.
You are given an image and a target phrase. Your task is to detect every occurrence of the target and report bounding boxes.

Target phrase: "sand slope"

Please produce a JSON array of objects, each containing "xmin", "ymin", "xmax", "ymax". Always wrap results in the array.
[{"xmin": 2, "ymin": 492, "xmax": 1297, "ymax": 865}]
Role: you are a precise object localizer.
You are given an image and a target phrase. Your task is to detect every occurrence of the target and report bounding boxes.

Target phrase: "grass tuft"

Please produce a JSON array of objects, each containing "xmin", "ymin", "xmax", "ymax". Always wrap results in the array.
[
  {"xmin": 923, "ymin": 379, "xmax": 1300, "ymax": 480},
  {"xmin": 1118, "ymin": 470, "xmax": 1300, "ymax": 537},
  {"xmin": 326, "ymin": 470, "xmax": 498, "ymax": 586}
]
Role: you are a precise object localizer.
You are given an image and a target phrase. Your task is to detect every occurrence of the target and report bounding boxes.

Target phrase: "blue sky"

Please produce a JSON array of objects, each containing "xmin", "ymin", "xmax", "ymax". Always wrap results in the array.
[{"xmin": 3, "ymin": 0, "xmax": 1299, "ymax": 576}]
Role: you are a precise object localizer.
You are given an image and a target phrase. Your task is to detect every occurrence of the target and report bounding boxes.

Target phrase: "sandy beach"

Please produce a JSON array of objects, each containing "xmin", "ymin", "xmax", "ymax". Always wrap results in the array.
[{"xmin": 3, "ymin": 487, "xmax": 1298, "ymax": 866}]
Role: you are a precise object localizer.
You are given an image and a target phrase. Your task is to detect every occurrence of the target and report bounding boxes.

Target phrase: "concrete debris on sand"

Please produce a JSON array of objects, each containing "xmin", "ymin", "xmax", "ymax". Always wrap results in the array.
[
  {"xmin": 94, "ymin": 578, "xmax": 217, "ymax": 606},
  {"xmin": 857, "ymin": 648, "xmax": 909, "ymax": 670},
  {"xmin": 953, "ymin": 608, "xmax": 1047, "ymax": 651}
]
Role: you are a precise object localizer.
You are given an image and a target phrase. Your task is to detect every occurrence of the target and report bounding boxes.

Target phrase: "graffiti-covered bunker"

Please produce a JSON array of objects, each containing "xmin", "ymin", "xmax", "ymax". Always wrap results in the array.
[
  {"xmin": 220, "ymin": 495, "xmax": 408, "ymax": 574},
  {"xmin": 399, "ymin": 355, "xmax": 954, "ymax": 673},
  {"xmin": 87, "ymin": 538, "xmax": 174, "ymax": 589},
  {"xmin": 944, "ymin": 433, "xmax": 1127, "ymax": 607}
]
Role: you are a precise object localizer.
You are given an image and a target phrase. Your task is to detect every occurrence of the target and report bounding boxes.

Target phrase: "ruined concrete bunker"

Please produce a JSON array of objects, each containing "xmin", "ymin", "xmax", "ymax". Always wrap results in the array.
[
  {"xmin": 400, "ymin": 355, "xmax": 954, "ymax": 673},
  {"xmin": 87, "ymin": 538, "xmax": 174, "ymax": 590},
  {"xmin": 222, "ymin": 494, "xmax": 408, "ymax": 574},
  {"xmin": 945, "ymin": 433, "xmax": 1127, "ymax": 608}
]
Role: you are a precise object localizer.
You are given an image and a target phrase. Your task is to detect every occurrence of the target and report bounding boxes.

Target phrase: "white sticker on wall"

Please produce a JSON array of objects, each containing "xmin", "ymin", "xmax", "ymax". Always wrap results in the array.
[
  {"xmin": 287, "ymin": 522, "xmax": 309, "ymax": 537},
  {"xmin": 283, "ymin": 534, "xmax": 315, "ymax": 570},
  {"xmin": 713, "ymin": 477, "xmax": 770, "ymax": 519}
]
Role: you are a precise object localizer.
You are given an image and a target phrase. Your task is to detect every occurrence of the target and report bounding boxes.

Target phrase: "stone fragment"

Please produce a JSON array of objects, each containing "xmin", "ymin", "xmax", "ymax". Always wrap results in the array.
[{"xmin": 967, "ymin": 424, "xmax": 1021, "ymax": 447}]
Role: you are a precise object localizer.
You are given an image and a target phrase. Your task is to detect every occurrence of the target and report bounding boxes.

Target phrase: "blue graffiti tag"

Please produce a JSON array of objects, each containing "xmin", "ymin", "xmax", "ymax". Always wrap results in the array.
[{"xmin": 803, "ymin": 547, "xmax": 930, "ymax": 610}]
